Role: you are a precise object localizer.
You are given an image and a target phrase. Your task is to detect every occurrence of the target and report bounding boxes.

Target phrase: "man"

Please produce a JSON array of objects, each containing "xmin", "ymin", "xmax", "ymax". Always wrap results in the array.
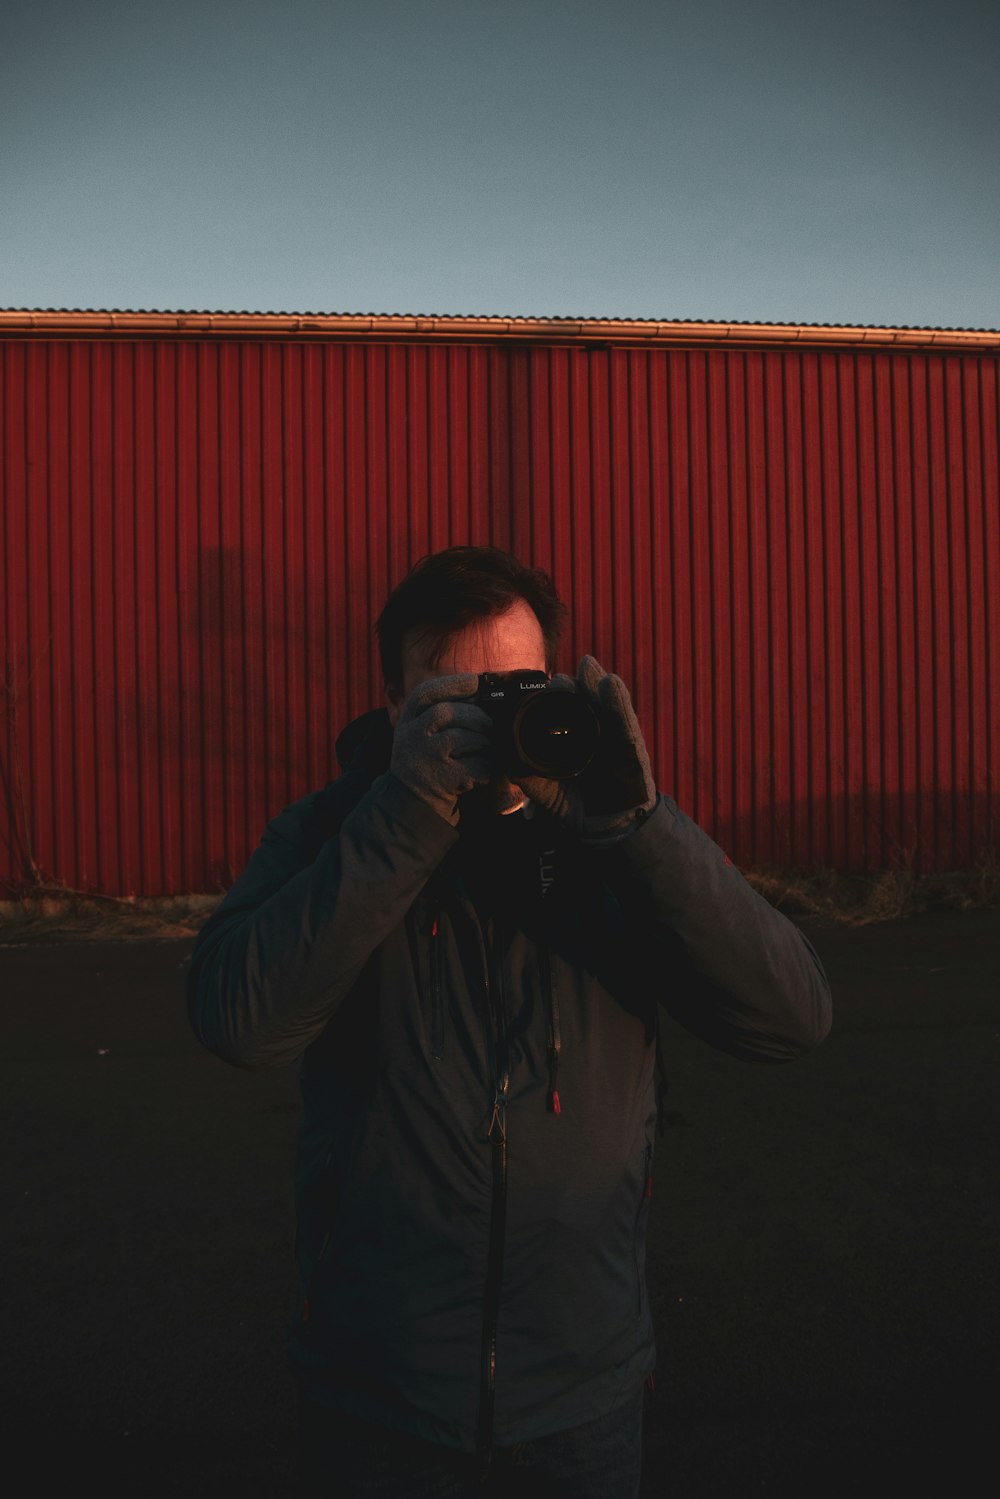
[{"xmin": 187, "ymin": 545, "xmax": 832, "ymax": 1497}]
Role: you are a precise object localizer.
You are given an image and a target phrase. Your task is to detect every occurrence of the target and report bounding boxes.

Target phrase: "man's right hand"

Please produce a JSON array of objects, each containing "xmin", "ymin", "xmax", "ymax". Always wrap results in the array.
[{"xmin": 389, "ymin": 675, "xmax": 494, "ymax": 826}]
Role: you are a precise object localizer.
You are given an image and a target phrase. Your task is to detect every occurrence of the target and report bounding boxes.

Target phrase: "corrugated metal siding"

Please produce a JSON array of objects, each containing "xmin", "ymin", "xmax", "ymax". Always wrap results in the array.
[{"xmin": 2, "ymin": 337, "xmax": 997, "ymax": 894}]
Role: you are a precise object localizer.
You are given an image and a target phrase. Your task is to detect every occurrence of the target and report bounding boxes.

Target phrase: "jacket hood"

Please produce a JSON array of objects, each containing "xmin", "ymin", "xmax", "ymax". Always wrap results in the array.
[{"xmin": 335, "ymin": 708, "xmax": 393, "ymax": 777}]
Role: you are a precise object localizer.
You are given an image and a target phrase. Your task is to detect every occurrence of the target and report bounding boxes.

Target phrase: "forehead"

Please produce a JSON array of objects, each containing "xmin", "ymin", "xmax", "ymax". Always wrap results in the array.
[{"xmin": 402, "ymin": 598, "xmax": 547, "ymax": 682}]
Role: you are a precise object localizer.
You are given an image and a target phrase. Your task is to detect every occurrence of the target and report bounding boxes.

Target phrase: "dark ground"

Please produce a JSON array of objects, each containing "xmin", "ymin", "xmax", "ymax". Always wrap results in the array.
[{"xmin": 1, "ymin": 910, "xmax": 997, "ymax": 1497}]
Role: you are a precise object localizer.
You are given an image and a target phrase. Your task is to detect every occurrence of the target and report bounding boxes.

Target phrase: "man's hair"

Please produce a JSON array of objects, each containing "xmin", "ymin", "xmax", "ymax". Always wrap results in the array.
[{"xmin": 376, "ymin": 545, "xmax": 568, "ymax": 687}]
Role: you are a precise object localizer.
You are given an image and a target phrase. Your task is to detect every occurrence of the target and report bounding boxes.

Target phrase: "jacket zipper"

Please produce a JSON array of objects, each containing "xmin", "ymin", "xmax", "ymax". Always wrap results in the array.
[
  {"xmin": 430, "ymin": 912, "xmax": 444, "ymax": 1060},
  {"xmin": 302, "ymin": 1150, "xmax": 335, "ymax": 1327},
  {"xmin": 477, "ymin": 915, "xmax": 510, "ymax": 1468},
  {"xmin": 634, "ymin": 1140, "xmax": 653, "ymax": 1318},
  {"xmin": 539, "ymin": 939, "xmax": 561, "ymax": 1114}
]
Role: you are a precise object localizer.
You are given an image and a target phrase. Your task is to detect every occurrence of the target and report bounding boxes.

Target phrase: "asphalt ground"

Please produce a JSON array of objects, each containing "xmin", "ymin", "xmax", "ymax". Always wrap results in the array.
[{"xmin": 2, "ymin": 909, "xmax": 997, "ymax": 1498}]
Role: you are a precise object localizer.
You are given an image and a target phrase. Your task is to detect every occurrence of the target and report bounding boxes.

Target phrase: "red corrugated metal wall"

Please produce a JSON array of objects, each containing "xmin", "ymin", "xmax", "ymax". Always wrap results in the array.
[{"xmin": 2, "ymin": 336, "xmax": 997, "ymax": 894}]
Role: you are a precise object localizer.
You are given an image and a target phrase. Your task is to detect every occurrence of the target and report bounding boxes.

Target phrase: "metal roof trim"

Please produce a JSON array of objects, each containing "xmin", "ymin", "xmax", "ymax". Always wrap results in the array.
[{"xmin": 1, "ymin": 308, "xmax": 998, "ymax": 351}]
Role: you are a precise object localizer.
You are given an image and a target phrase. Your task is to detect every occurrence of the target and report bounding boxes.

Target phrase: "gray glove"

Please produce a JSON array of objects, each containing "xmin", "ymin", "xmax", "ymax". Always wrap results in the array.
[
  {"xmin": 389, "ymin": 675, "xmax": 494, "ymax": 826},
  {"xmin": 517, "ymin": 656, "xmax": 657, "ymax": 842}
]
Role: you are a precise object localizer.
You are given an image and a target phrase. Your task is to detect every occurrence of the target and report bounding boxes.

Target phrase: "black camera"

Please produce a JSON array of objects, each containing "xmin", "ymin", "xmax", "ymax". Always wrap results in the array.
[{"xmin": 474, "ymin": 671, "xmax": 600, "ymax": 781}]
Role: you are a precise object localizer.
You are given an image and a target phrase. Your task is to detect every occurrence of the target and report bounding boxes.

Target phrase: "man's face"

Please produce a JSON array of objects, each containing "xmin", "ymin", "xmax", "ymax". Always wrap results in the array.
[{"xmin": 384, "ymin": 597, "xmax": 548, "ymax": 816}]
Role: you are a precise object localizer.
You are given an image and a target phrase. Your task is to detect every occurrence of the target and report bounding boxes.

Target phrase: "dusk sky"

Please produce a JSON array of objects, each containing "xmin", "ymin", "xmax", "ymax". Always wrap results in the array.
[{"xmin": 3, "ymin": 0, "xmax": 997, "ymax": 328}]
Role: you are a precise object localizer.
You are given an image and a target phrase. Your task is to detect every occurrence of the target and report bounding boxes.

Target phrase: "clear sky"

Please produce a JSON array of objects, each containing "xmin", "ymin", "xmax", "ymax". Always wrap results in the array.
[{"xmin": 3, "ymin": 0, "xmax": 997, "ymax": 327}]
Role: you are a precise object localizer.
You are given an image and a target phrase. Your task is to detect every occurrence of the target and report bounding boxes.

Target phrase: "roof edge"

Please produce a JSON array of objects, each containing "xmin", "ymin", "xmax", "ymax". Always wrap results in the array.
[{"xmin": 1, "ymin": 309, "xmax": 998, "ymax": 351}]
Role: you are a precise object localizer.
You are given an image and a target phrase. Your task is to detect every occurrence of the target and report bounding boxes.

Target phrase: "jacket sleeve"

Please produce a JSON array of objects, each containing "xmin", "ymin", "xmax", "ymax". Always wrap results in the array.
[
  {"xmin": 598, "ymin": 795, "xmax": 832, "ymax": 1062},
  {"xmin": 186, "ymin": 771, "xmax": 458, "ymax": 1069}
]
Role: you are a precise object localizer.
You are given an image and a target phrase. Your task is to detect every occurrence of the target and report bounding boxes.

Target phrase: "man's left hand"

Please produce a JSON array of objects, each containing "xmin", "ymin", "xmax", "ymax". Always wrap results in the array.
[{"xmin": 516, "ymin": 657, "xmax": 657, "ymax": 842}]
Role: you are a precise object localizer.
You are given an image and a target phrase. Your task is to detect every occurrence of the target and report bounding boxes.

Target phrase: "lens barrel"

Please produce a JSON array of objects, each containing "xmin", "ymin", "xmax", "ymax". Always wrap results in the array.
[{"xmin": 512, "ymin": 690, "xmax": 599, "ymax": 779}]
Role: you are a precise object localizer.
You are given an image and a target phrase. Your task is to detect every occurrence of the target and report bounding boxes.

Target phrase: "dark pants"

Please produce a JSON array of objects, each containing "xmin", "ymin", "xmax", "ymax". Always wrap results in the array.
[{"xmin": 294, "ymin": 1387, "xmax": 646, "ymax": 1498}]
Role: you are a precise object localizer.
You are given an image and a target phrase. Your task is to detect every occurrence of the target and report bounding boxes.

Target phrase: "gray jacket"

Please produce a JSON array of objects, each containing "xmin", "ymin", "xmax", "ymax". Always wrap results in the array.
[{"xmin": 187, "ymin": 709, "xmax": 831, "ymax": 1457}]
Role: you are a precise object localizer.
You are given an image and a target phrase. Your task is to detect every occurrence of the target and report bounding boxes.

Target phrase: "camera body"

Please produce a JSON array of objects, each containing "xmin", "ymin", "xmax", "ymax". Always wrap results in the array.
[{"xmin": 473, "ymin": 670, "xmax": 600, "ymax": 781}]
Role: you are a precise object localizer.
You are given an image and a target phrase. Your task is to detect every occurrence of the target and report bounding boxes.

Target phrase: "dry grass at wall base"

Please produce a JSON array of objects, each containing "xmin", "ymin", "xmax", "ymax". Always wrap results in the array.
[
  {"xmin": 0, "ymin": 891, "xmax": 221, "ymax": 943},
  {"xmin": 746, "ymin": 851, "xmax": 1000, "ymax": 925},
  {"xmin": 0, "ymin": 854, "xmax": 998, "ymax": 943}
]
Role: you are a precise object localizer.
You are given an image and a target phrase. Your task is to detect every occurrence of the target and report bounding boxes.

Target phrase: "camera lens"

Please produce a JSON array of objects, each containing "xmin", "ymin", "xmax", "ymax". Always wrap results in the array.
[{"xmin": 512, "ymin": 692, "xmax": 600, "ymax": 779}]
